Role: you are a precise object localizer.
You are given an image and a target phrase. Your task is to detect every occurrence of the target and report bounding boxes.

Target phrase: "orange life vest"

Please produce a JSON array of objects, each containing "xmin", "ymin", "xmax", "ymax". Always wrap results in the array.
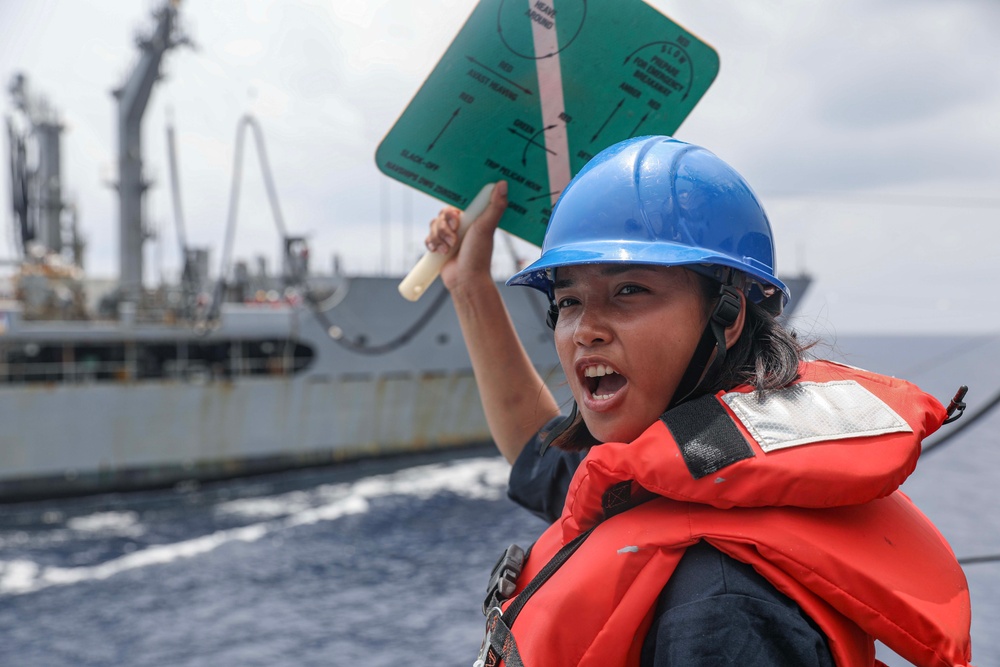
[{"xmin": 479, "ymin": 360, "xmax": 974, "ymax": 667}]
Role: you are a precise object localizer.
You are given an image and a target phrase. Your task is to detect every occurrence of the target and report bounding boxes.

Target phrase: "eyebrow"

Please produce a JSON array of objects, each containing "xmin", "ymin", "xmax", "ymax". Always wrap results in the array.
[{"xmin": 552, "ymin": 264, "xmax": 658, "ymax": 289}]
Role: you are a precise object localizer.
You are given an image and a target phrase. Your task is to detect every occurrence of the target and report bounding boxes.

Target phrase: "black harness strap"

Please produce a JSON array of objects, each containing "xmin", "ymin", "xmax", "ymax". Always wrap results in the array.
[
  {"xmin": 480, "ymin": 607, "xmax": 525, "ymax": 667},
  {"xmin": 602, "ymin": 479, "xmax": 656, "ymax": 518},
  {"xmin": 476, "ymin": 482, "xmax": 656, "ymax": 665},
  {"xmin": 475, "ymin": 527, "xmax": 594, "ymax": 667},
  {"xmin": 499, "ymin": 524, "xmax": 597, "ymax": 628}
]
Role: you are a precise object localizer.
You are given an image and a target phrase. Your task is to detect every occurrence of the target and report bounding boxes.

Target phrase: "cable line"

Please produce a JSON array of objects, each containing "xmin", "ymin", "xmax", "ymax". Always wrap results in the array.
[
  {"xmin": 308, "ymin": 284, "xmax": 452, "ymax": 356},
  {"xmin": 922, "ymin": 385, "xmax": 1000, "ymax": 455},
  {"xmin": 957, "ymin": 553, "xmax": 1000, "ymax": 566}
]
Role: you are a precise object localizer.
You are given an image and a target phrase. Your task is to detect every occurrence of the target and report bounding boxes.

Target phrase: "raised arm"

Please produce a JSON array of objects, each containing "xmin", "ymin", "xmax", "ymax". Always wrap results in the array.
[{"xmin": 426, "ymin": 181, "xmax": 561, "ymax": 463}]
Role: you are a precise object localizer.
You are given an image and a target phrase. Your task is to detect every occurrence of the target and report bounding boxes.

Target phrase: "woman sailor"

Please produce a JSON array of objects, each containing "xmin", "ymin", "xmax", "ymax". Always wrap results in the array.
[{"xmin": 425, "ymin": 135, "xmax": 974, "ymax": 667}]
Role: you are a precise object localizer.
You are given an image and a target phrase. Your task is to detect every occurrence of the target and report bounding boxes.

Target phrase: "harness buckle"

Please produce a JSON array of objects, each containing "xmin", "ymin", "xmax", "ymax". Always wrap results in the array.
[
  {"xmin": 482, "ymin": 543, "xmax": 525, "ymax": 615},
  {"xmin": 473, "ymin": 607, "xmax": 503, "ymax": 667}
]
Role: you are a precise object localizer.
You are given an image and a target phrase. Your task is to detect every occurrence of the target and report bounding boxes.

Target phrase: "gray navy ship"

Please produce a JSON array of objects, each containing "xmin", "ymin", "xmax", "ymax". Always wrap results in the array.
[{"xmin": 0, "ymin": 2, "xmax": 808, "ymax": 501}]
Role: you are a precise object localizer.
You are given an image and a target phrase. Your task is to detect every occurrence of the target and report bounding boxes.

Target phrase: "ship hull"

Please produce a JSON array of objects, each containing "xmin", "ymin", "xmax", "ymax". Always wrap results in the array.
[{"xmin": 0, "ymin": 276, "xmax": 567, "ymax": 500}]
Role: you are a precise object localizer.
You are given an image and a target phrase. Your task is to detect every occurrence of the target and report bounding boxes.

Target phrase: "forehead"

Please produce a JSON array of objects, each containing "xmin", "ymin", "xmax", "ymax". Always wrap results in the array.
[{"xmin": 552, "ymin": 264, "xmax": 692, "ymax": 288}]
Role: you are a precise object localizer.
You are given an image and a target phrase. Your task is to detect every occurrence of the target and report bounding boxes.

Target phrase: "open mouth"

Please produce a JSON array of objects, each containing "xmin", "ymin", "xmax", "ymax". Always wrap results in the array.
[{"xmin": 583, "ymin": 364, "xmax": 627, "ymax": 400}]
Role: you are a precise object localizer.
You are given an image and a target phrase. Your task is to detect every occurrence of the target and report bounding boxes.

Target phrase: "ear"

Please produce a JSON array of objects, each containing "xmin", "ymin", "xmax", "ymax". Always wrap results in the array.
[{"xmin": 724, "ymin": 290, "xmax": 747, "ymax": 351}]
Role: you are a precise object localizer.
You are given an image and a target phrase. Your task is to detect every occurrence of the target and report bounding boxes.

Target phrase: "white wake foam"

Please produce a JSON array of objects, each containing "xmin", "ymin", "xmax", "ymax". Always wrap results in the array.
[
  {"xmin": 0, "ymin": 456, "xmax": 510, "ymax": 596},
  {"xmin": 67, "ymin": 510, "xmax": 144, "ymax": 536}
]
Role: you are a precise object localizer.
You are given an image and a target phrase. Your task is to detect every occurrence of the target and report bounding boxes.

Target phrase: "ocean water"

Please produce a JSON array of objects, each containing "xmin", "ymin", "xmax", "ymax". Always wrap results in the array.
[
  {"xmin": 0, "ymin": 450, "xmax": 547, "ymax": 666},
  {"xmin": 1, "ymin": 334, "xmax": 997, "ymax": 666}
]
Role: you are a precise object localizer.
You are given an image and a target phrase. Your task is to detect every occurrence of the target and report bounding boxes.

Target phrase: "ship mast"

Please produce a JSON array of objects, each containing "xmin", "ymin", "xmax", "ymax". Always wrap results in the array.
[
  {"xmin": 6, "ymin": 73, "xmax": 66, "ymax": 258},
  {"xmin": 113, "ymin": 0, "xmax": 187, "ymax": 305}
]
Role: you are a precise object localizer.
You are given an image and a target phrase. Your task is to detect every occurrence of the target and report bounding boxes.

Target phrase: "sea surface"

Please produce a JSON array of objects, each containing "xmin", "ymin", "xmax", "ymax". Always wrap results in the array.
[{"xmin": 1, "ymin": 334, "xmax": 997, "ymax": 667}]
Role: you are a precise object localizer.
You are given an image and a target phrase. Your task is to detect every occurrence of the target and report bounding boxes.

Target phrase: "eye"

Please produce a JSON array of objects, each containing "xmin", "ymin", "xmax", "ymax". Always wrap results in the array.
[
  {"xmin": 555, "ymin": 296, "xmax": 579, "ymax": 309},
  {"xmin": 618, "ymin": 284, "xmax": 648, "ymax": 296}
]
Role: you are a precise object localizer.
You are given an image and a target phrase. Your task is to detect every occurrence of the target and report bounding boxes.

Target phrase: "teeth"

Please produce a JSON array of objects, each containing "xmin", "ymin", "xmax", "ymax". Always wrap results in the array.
[{"xmin": 584, "ymin": 364, "xmax": 619, "ymax": 401}]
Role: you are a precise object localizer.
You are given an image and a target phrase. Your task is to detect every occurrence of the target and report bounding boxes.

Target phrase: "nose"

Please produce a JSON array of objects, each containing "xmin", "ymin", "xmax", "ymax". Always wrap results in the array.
[{"xmin": 572, "ymin": 303, "xmax": 613, "ymax": 347}]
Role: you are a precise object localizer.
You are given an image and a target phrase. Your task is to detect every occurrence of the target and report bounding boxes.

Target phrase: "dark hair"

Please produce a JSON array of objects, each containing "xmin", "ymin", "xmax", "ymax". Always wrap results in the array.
[
  {"xmin": 548, "ymin": 271, "xmax": 808, "ymax": 452},
  {"xmin": 693, "ymin": 273, "xmax": 806, "ymax": 396}
]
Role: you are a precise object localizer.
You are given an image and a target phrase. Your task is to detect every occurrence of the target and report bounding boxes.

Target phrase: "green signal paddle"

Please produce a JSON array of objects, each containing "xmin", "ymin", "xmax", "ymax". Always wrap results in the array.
[{"xmin": 379, "ymin": 0, "xmax": 720, "ymax": 300}]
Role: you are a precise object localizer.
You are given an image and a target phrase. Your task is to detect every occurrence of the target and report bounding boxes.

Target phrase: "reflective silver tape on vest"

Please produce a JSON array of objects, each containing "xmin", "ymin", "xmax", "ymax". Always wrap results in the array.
[{"xmin": 721, "ymin": 380, "xmax": 912, "ymax": 452}]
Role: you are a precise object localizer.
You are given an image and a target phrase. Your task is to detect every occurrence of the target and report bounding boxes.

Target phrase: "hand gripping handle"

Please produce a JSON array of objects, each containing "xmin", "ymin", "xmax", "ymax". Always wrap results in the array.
[{"xmin": 397, "ymin": 183, "xmax": 496, "ymax": 301}]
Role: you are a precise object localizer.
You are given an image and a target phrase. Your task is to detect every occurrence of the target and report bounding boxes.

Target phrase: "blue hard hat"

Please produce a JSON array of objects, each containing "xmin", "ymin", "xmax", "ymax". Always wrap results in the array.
[{"xmin": 507, "ymin": 136, "xmax": 789, "ymax": 310}]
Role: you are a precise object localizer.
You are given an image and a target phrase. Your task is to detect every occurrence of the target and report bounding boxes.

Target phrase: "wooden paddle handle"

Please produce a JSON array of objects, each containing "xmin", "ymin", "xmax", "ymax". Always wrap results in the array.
[{"xmin": 398, "ymin": 183, "xmax": 497, "ymax": 301}]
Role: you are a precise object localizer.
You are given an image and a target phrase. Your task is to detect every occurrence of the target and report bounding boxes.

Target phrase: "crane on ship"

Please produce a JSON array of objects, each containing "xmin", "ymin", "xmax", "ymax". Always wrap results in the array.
[{"xmin": 113, "ymin": 0, "xmax": 190, "ymax": 309}]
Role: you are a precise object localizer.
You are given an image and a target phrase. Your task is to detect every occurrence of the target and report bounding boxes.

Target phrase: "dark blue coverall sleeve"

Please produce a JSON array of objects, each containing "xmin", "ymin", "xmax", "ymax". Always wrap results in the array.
[
  {"xmin": 507, "ymin": 425, "xmax": 835, "ymax": 667},
  {"xmin": 507, "ymin": 417, "xmax": 588, "ymax": 523}
]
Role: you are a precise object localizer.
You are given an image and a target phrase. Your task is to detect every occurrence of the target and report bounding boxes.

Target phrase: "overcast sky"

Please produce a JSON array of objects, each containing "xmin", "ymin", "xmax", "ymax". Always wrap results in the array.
[{"xmin": 1, "ymin": 0, "xmax": 998, "ymax": 335}]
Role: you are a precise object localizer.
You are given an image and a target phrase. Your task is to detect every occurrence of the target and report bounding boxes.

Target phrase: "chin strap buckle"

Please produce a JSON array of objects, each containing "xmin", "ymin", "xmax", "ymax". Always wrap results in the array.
[{"xmin": 713, "ymin": 284, "xmax": 742, "ymax": 328}]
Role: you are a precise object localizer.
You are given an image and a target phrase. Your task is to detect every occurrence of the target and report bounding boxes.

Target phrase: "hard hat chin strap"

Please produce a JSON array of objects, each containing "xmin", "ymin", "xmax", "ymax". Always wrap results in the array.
[{"xmin": 668, "ymin": 283, "xmax": 742, "ymax": 410}]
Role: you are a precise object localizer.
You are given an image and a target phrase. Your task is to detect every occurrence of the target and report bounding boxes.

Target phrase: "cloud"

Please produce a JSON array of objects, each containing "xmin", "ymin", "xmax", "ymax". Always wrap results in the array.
[
  {"xmin": 2, "ymin": 0, "xmax": 999, "ymax": 332},
  {"xmin": 800, "ymin": 3, "xmax": 999, "ymax": 130},
  {"xmin": 666, "ymin": 0, "xmax": 1000, "ymax": 196}
]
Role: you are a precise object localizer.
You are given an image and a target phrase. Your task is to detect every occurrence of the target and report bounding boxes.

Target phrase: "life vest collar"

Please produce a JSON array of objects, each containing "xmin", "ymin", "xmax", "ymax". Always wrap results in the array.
[{"xmin": 561, "ymin": 360, "xmax": 948, "ymax": 538}]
